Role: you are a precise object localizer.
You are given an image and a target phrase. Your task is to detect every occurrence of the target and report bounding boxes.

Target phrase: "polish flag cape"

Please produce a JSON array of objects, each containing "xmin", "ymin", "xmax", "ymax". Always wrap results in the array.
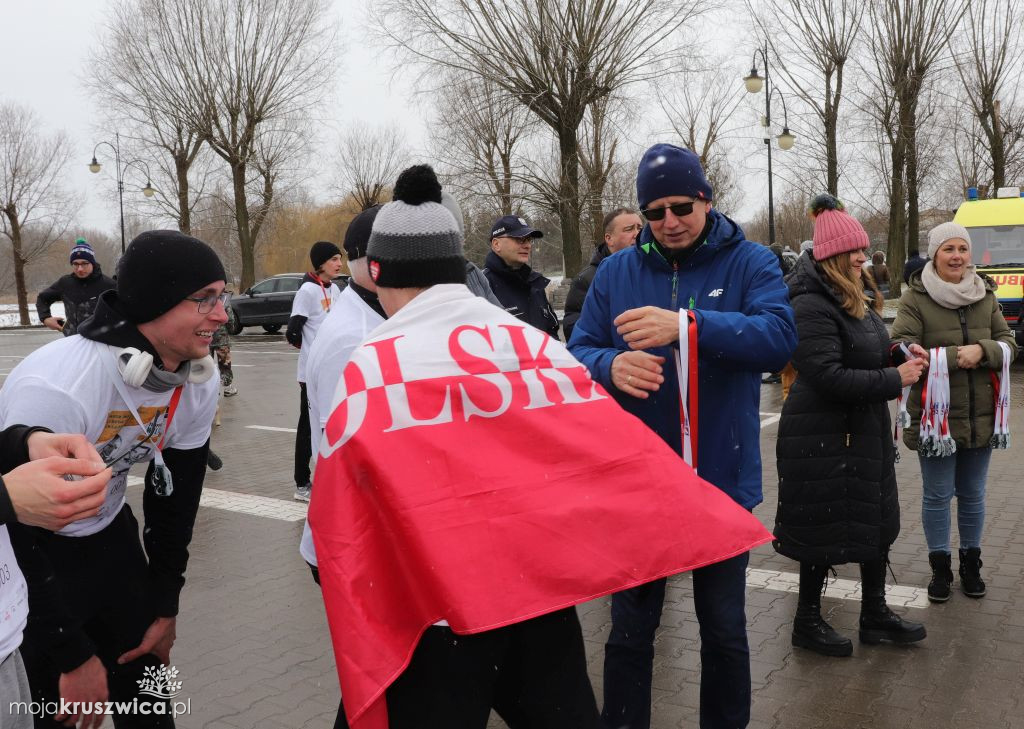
[{"xmin": 310, "ymin": 284, "xmax": 772, "ymax": 729}]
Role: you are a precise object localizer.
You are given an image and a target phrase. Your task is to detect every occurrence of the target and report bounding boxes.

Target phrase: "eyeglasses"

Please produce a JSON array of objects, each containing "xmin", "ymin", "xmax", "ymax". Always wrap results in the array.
[
  {"xmin": 641, "ymin": 201, "xmax": 697, "ymax": 221},
  {"xmin": 184, "ymin": 292, "xmax": 231, "ymax": 314}
]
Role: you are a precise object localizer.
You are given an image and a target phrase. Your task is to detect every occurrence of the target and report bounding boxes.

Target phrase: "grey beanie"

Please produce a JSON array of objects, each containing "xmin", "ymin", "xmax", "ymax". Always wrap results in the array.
[
  {"xmin": 440, "ymin": 191, "xmax": 465, "ymax": 238},
  {"xmin": 367, "ymin": 165, "xmax": 466, "ymax": 288},
  {"xmin": 927, "ymin": 222, "xmax": 971, "ymax": 258},
  {"xmin": 800, "ymin": 239, "xmax": 814, "ymax": 253}
]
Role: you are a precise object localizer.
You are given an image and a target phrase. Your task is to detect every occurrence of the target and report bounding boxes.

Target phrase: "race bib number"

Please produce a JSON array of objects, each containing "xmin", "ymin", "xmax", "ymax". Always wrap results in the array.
[{"xmin": 0, "ymin": 529, "xmax": 28, "ymax": 655}]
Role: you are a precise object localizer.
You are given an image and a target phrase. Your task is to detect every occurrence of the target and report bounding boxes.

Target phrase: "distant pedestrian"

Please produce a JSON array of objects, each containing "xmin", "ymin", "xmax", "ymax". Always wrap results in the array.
[
  {"xmin": 903, "ymin": 250, "xmax": 926, "ymax": 285},
  {"xmin": 870, "ymin": 251, "xmax": 889, "ymax": 288},
  {"xmin": 211, "ymin": 321, "xmax": 236, "ymax": 397},
  {"xmin": 891, "ymin": 222, "xmax": 1017, "ymax": 602},
  {"xmin": 286, "ymin": 242, "xmax": 343, "ymax": 502},
  {"xmin": 36, "ymin": 238, "xmax": 115, "ymax": 336},
  {"xmin": 775, "ymin": 194, "xmax": 927, "ymax": 657}
]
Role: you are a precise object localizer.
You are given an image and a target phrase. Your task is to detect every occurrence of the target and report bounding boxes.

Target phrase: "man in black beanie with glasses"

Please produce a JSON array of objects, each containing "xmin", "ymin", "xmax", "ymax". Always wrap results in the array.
[{"xmin": 0, "ymin": 229, "xmax": 228, "ymax": 728}]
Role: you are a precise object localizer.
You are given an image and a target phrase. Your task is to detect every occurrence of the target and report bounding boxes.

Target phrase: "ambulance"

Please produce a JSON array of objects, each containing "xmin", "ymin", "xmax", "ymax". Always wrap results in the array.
[{"xmin": 953, "ymin": 186, "xmax": 1024, "ymax": 342}]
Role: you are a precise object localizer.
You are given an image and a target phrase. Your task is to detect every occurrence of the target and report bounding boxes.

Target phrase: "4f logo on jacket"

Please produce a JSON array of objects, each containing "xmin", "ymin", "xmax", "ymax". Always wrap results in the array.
[{"xmin": 708, "ymin": 288, "xmax": 724, "ymax": 298}]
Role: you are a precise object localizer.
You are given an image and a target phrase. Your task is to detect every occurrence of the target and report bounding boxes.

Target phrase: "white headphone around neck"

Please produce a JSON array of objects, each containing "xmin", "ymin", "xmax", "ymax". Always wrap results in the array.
[{"xmin": 116, "ymin": 347, "xmax": 216, "ymax": 388}]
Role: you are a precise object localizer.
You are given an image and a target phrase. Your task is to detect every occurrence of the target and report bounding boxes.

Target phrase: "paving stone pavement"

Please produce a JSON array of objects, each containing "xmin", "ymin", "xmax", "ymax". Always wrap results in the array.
[{"xmin": 2, "ymin": 328, "xmax": 1023, "ymax": 729}]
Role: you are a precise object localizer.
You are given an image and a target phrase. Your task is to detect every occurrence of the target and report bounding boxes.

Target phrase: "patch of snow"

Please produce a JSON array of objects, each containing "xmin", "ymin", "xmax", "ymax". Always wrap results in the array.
[{"xmin": 0, "ymin": 303, "xmax": 63, "ymax": 328}]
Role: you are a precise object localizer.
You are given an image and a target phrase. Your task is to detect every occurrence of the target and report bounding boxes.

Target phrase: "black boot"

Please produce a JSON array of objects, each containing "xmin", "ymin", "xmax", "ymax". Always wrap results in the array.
[
  {"xmin": 859, "ymin": 558, "xmax": 926, "ymax": 645},
  {"xmin": 959, "ymin": 548, "xmax": 986, "ymax": 598},
  {"xmin": 927, "ymin": 551, "xmax": 953, "ymax": 602},
  {"xmin": 792, "ymin": 563, "xmax": 853, "ymax": 657}
]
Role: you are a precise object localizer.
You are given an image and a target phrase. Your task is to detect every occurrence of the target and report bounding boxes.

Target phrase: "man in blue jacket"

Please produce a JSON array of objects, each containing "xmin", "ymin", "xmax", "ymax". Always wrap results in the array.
[{"xmin": 569, "ymin": 144, "xmax": 796, "ymax": 729}]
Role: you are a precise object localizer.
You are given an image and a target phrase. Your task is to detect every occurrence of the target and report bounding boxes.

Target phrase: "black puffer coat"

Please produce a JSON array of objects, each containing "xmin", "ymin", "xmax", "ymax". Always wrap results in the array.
[
  {"xmin": 35, "ymin": 265, "xmax": 116, "ymax": 336},
  {"xmin": 774, "ymin": 254, "xmax": 903, "ymax": 565},
  {"xmin": 562, "ymin": 242, "xmax": 610, "ymax": 341},
  {"xmin": 483, "ymin": 251, "xmax": 560, "ymax": 337}
]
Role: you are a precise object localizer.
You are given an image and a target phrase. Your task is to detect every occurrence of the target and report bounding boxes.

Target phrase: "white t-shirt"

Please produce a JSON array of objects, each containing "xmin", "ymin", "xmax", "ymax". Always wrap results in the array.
[
  {"xmin": 0, "ymin": 336, "xmax": 219, "ymax": 538},
  {"xmin": 291, "ymin": 279, "xmax": 342, "ymax": 383},
  {"xmin": 0, "ymin": 528, "xmax": 28, "ymax": 661},
  {"xmin": 300, "ymin": 285, "xmax": 385, "ymax": 566}
]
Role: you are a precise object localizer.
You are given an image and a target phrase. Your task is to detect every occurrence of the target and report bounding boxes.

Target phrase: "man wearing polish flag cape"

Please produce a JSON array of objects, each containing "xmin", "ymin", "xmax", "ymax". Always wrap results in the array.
[{"xmin": 310, "ymin": 165, "xmax": 773, "ymax": 729}]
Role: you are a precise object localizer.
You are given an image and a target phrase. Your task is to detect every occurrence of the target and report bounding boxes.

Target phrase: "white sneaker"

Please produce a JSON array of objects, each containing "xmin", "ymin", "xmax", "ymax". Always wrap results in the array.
[
  {"xmin": 294, "ymin": 485, "xmax": 311, "ymax": 502},
  {"xmin": 224, "ymin": 385, "xmax": 238, "ymax": 397}
]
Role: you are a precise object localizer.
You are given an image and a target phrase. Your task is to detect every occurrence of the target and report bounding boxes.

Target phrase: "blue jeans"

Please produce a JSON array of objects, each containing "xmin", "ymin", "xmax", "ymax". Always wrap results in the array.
[
  {"xmin": 602, "ymin": 552, "xmax": 751, "ymax": 729},
  {"xmin": 918, "ymin": 447, "xmax": 991, "ymax": 552}
]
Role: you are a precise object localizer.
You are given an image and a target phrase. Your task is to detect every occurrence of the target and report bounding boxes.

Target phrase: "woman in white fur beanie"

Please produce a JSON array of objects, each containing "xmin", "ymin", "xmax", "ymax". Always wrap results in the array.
[{"xmin": 890, "ymin": 219, "xmax": 1017, "ymax": 603}]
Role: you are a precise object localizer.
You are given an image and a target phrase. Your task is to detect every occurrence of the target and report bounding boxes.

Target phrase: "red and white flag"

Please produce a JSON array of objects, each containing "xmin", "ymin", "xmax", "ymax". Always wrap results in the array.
[{"xmin": 310, "ymin": 284, "xmax": 772, "ymax": 729}]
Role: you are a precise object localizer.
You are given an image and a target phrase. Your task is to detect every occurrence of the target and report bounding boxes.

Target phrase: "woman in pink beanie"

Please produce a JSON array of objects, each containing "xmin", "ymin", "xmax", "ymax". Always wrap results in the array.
[{"xmin": 774, "ymin": 194, "xmax": 928, "ymax": 657}]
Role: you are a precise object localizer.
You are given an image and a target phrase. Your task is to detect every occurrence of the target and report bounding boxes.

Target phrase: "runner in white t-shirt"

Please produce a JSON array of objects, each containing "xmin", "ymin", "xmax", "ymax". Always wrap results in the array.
[
  {"xmin": 301, "ymin": 206, "xmax": 386, "ymax": 576},
  {"xmin": 0, "ymin": 230, "xmax": 227, "ymax": 729},
  {"xmin": 285, "ymin": 242, "xmax": 343, "ymax": 503}
]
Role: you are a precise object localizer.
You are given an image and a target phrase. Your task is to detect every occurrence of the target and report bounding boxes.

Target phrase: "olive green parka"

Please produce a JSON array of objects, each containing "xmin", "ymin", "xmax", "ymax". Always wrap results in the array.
[{"xmin": 890, "ymin": 270, "xmax": 1017, "ymax": 451}]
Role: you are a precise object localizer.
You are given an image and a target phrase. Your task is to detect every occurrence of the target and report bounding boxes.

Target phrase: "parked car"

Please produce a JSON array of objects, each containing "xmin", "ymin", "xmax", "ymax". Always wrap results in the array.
[{"xmin": 226, "ymin": 273, "xmax": 349, "ymax": 335}]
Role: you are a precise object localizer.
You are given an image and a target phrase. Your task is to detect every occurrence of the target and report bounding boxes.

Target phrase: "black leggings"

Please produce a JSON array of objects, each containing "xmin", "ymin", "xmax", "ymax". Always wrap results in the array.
[
  {"xmin": 333, "ymin": 607, "xmax": 601, "ymax": 729},
  {"xmin": 18, "ymin": 507, "xmax": 174, "ymax": 728},
  {"xmin": 294, "ymin": 382, "xmax": 312, "ymax": 487}
]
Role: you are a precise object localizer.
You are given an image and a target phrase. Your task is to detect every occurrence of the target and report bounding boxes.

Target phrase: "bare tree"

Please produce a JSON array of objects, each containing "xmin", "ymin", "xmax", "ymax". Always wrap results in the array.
[
  {"xmin": 430, "ymin": 73, "xmax": 537, "ymax": 215},
  {"xmin": 336, "ymin": 123, "xmax": 412, "ymax": 211},
  {"xmin": 951, "ymin": 0, "xmax": 1024, "ymax": 192},
  {"xmin": 124, "ymin": 0, "xmax": 337, "ymax": 290},
  {"xmin": 0, "ymin": 103, "xmax": 79, "ymax": 325},
  {"xmin": 373, "ymin": 0, "xmax": 704, "ymax": 277},
  {"xmin": 867, "ymin": 0, "xmax": 966, "ymax": 292},
  {"xmin": 751, "ymin": 0, "xmax": 865, "ymax": 195},
  {"xmin": 87, "ymin": 7, "xmax": 214, "ymax": 236},
  {"xmin": 658, "ymin": 58, "xmax": 745, "ymax": 213},
  {"xmin": 579, "ymin": 95, "xmax": 625, "ymax": 245}
]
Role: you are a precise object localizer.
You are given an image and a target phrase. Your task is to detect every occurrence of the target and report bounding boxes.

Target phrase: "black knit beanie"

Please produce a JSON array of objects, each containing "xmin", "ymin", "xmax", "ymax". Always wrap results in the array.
[
  {"xmin": 366, "ymin": 165, "xmax": 466, "ymax": 288},
  {"xmin": 310, "ymin": 241, "xmax": 342, "ymax": 271},
  {"xmin": 343, "ymin": 206, "xmax": 381, "ymax": 261},
  {"xmin": 117, "ymin": 230, "xmax": 227, "ymax": 323}
]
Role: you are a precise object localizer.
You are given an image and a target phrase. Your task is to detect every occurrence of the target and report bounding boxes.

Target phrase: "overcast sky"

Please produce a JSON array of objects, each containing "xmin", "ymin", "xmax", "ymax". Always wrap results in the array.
[
  {"xmin": 1, "ymin": 0, "xmax": 773, "ymax": 245},
  {"xmin": 0, "ymin": 0, "xmax": 429, "ymax": 234}
]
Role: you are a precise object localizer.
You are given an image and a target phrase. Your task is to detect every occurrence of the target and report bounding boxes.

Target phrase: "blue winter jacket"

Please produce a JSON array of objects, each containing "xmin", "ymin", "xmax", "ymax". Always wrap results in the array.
[{"xmin": 568, "ymin": 210, "xmax": 796, "ymax": 509}]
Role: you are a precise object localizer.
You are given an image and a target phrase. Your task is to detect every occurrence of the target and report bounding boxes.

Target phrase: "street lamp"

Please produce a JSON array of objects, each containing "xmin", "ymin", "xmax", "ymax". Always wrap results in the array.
[
  {"xmin": 743, "ymin": 42, "xmax": 796, "ymax": 246},
  {"xmin": 88, "ymin": 133, "xmax": 156, "ymax": 255}
]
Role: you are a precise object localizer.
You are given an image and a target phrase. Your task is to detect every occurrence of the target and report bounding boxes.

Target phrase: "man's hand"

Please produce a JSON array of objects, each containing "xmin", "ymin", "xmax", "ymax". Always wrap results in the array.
[
  {"xmin": 42, "ymin": 317, "xmax": 64, "ymax": 332},
  {"xmin": 5, "ymin": 458, "xmax": 110, "ymax": 530},
  {"xmin": 956, "ymin": 343, "xmax": 984, "ymax": 369},
  {"xmin": 27, "ymin": 432, "xmax": 103, "ymax": 463},
  {"xmin": 56, "ymin": 656, "xmax": 108, "ymax": 729},
  {"xmin": 614, "ymin": 306, "xmax": 681, "ymax": 350},
  {"xmin": 611, "ymin": 351, "xmax": 666, "ymax": 399},
  {"xmin": 118, "ymin": 617, "xmax": 176, "ymax": 666}
]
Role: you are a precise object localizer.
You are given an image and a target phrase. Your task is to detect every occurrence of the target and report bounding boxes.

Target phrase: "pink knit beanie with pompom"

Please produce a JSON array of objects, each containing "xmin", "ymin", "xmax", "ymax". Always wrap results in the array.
[{"xmin": 810, "ymin": 194, "xmax": 869, "ymax": 261}]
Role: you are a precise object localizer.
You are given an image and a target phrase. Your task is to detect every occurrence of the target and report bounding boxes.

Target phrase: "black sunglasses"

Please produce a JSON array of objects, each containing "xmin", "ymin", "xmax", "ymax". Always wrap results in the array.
[{"xmin": 641, "ymin": 201, "xmax": 697, "ymax": 221}]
